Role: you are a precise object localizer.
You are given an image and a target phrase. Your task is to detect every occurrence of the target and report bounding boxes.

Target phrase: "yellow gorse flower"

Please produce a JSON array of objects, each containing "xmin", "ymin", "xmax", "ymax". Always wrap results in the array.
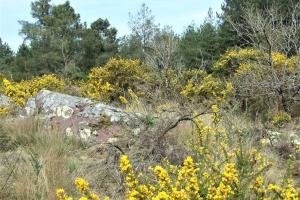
[
  {"xmin": 119, "ymin": 95, "xmax": 129, "ymax": 105},
  {"xmin": 152, "ymin": 191, "xmax": 171, "ymax": 200},
  {"xmin": 1, "ymin": 74, "xmax": 65, "ymax": 106},
  {"xmin": 271, "ymin": 112, "xmax": 292, "ymax": 127},
  {"xmin": 0, "ymin": 106, "xmax": 9, "ymax": 116},
  {"xmin": 120, "ymin": 155, "xmax": 139, "ymax": 191},
  {"xmin": 75, "ymin": 178, "xmax": 90, "ymax": 194},
  {"xmin": 154, "ymin": 165, "xmax": 172, "ymax": 188},
  {"xmin": 56, "ymin": 188, "xmax": 73, "ymax": 200},
  {"xmin": 56, "ymin": 178, "xmax": 109, "ymax": 200},
  {"xmin": 81, "ymin": 58, "xmax": 150, "ymax": 102}
]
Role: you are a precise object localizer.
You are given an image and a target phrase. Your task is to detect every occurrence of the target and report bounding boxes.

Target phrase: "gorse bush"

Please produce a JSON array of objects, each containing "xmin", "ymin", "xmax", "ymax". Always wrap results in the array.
[
  {"xmin": 159, "ymin": 48, "xmax": 300, "ymax": 115},
  {"xmin": 1, "ymin": 74, "xmax": 65, "ymax": 106},
  {"xmin": 212, "ymin": 48, "xmax": 264, "ymax": 75},
  {"xmin": 213, "ymin": 49, "xmax": 300, "ymax": 75},
  {"xmin": 120, "ymin": 105, "xmax": 299, "ymax": 200},
  {"xmin": 56, "ymin": 106, "xmax": 299, "ymax": 199},
  {"xmin": 0, "ymin": 58, "xmax": 153, "ymax": 105},
  {"xmin": 81, "ymin": 58, "xmax": 153, "ymax": 102},
  {"xmin": 118, "ymin": 156, "xmax": 298, "ymax": 199},
  {"xmin": 210, "ymin": 48, "xmax": 300, "ymax": 115},
  {"xmin": 271, "ymin": 112, "xmax": 292, "ymax": 127},
  {"xmin": 180, "ymin": 74, "xmax": 234, "ymax": 104},
  {"xmin": 56, "ymin": 178, "xmax": 109, "ymax": 200}
]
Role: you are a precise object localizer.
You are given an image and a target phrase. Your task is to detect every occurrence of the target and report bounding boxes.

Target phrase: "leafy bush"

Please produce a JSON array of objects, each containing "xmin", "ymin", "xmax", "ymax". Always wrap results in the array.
[
  {"xmin": 213, "ymin": 48, "xmax": 300, "ymax": 115},
  {"xmin": 271, "ymin": 112, "xmax": 292, "ymax": 127},
  {"xmin": 56, "ymin": 119, "xmax": 299, "ymax": 199},
  {"xmin": 1, "ymin": 74, "xmax": 65, "ymax": 106},
  {"xmin": 56, "ymin": 107, "xmax": 299, "ymax": 200},
  {"xmin": 118, "ymin": 155, "xmax": 298, "ymax": 199},
  {"xmin": 180, "ymin": 74, "xmax": 233, "ymax": 104},
  {"xmin": 56, "ymin": 178, "xmax": 109, "ymax": 200},
  {"xmin": 81, "ymin": 58, "xmax": 153, "ymax": 102}
]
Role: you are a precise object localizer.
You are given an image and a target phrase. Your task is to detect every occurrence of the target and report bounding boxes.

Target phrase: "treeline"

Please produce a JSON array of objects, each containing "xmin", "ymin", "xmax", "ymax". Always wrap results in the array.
[{"xmin": 0, "ymin": 0, "xmax": 299, "ymax": 80}]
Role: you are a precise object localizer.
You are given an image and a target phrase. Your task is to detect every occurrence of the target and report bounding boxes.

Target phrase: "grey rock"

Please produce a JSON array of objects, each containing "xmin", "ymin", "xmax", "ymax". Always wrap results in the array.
[
  {"xmin": 35, "ymin": 90, "xmax": 92, "ymax": 115},
  {"xmin": 82, "ymin": 103, "xmax": 130, "ymax": 123},
  {"xmin": 22, "ymin": 90, "xmax": 138, "ymax": 142},
  {"xmin": 23, "ymin": 97, "xmax": 36, "ymax": 116},
  {"xmin": 0, "ymin": 94, "xmax": 10, "ymax": 106}
]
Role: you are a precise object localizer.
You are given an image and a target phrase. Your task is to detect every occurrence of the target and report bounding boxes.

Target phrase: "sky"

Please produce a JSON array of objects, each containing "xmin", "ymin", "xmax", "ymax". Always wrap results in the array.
[{"xmin": 0, "ymin": 0, "xmax": 223, "ymax": 52}]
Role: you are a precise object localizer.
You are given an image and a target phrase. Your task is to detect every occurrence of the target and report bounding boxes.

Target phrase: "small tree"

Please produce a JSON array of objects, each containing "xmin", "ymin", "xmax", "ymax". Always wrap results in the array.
[
  {"xmin": 0, "ymin": 38, "xmax": 15, "ymax": 76},
  {"xmin": 228, "ymin": 3, "xmax": 300, "ymax": 59},
  {"xmin": 145, "ymin": 26, "xmax": 178, "ymax": 70},
  {"xmin": 178, "ymin": 9, "xmax": 220, "ymax": 69},
  {"xmin": 128, "ymin": 3, "xmax": 159, "ymax": 61}
]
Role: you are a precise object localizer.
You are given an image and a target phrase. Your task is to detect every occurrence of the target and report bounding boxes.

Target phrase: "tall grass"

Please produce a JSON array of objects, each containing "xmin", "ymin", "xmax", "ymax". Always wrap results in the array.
[{"xmin": 0, "ymin": 117, "xmax": 83, "ymax": 200}]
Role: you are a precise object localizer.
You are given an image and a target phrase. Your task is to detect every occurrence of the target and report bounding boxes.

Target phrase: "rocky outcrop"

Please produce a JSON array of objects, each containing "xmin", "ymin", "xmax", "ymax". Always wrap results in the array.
[{"xmin": 22, "ymin": 90, "xmax": 137, "ymax": 142}]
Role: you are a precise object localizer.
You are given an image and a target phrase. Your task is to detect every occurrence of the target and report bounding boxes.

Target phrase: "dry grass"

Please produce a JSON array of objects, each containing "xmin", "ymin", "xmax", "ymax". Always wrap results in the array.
[
  {"xmin": 0, "ymin": 106, "xmax": 298, "ymax": 199},
  {"xmin": 221, "ymin": 111, "xmax": 299, "ymax": 185},
  {"xmin": 0, "ymin": 117, "xmax": 128, "ymax": 200},
  {"xmin": 0, "ymin": 117, "xmax": 83, "ymax": 200}
]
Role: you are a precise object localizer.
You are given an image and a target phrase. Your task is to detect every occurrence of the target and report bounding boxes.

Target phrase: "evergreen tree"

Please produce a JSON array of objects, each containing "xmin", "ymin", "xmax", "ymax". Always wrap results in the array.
[
  {"xmin": 13, "ymin": 44, "xmax": 34, "ymax": 80},
  {"xmin": 178, "ymin": 9, "xmax": 220, "ymax": 69},
  {"xmin": 90, "ymin": 18, "xmax": 118, "ymax": 66},
  {"xmin": 17, "ymin": 0, "xmax": 119, "ymax": 78},
  {"xmin": 19, "ymin": 0, "xmax": 83, "ymax": 76},
  {"xmin": 0, "ymin": 38, "xmax": 15, "ymax": 76},
  {"xmin": 78, "ymin": 18, "xmax": 118, "ymax": 72}
]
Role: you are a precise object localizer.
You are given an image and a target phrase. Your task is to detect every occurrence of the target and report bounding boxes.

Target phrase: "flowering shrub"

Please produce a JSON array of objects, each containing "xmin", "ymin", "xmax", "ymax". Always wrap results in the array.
[
  {"xmin": 115, "ymin": 111, "xmax": 299, "ymax": 199},
  {"xmin": 213, "ymin": 48, "xmax": 264, "ymax": 75},
  {"xmin": 119, "ymin": 95, "xmax": 129, "ymax": 105},
  {"xmin": 213, "ymin": 48, "xmax": 300, "ymax": 75},
  {"xmin": 1, "ymin": 74, "xmax": 65, "ymax": 106},
  {"xmin": 180, "ymin": 74, "xmax": 234, "ymax": 103},
  {"xmin": 56, "ymin": 178, "xmax": 109, "ymax": 200},
  {"xmin": 271, "ymin": 112, "xmax": 292, "ymax": 127},
  {"xmin": 287, "ymin": 56, "xmax": 300, "ymax": 71},
  {"xmin": 212, "ymin": 48, "xmax": 300, "ymax": 115},
  {"xmin": 81, "ymin": 58, "xmax": 152, "ymax": 102},
  {"xmin": 272, "ymin": 52, "xmax": 287, "ymax": 69},
  {"xmin": 0, "ymin": 106, "xmax": 9, "ymax": 116},
  {"xmin": 161, "ymin": 68, "xmax": 207, "ymax": 92},
  {"xmin": 118, "ymin": 155, "xmax": 298, "ymax": 199},
  {"xmin": 160, "ymin": 68, "xmax": 181, "ymax": 91}
]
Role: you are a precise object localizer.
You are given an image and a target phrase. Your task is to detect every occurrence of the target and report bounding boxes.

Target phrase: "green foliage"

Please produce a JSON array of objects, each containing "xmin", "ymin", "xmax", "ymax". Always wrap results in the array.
[
  {"xmin": 13, "ymin": 0, "xmax": 118, "ymax": 80},
  {"xmin": 0, "ymin": 38, "xmax": 15, "ymax": 76},
  {"xmin": 271, "ymin": 112, "xmax": 292, "ymax": 127},
  {"xmin": 144, "ymin": 115, "xmax": 156, "ymax": 127},
  {"xmin": 18, "ymin": 0, "xmax": 82, "ymax": 76},
  {"xmin": 178, "ymin": 10, "xmax": 220, "ymax": 69},
  {"xmin": 78, "ymin": 18, "xmax": 118, "ymax": 72}
]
